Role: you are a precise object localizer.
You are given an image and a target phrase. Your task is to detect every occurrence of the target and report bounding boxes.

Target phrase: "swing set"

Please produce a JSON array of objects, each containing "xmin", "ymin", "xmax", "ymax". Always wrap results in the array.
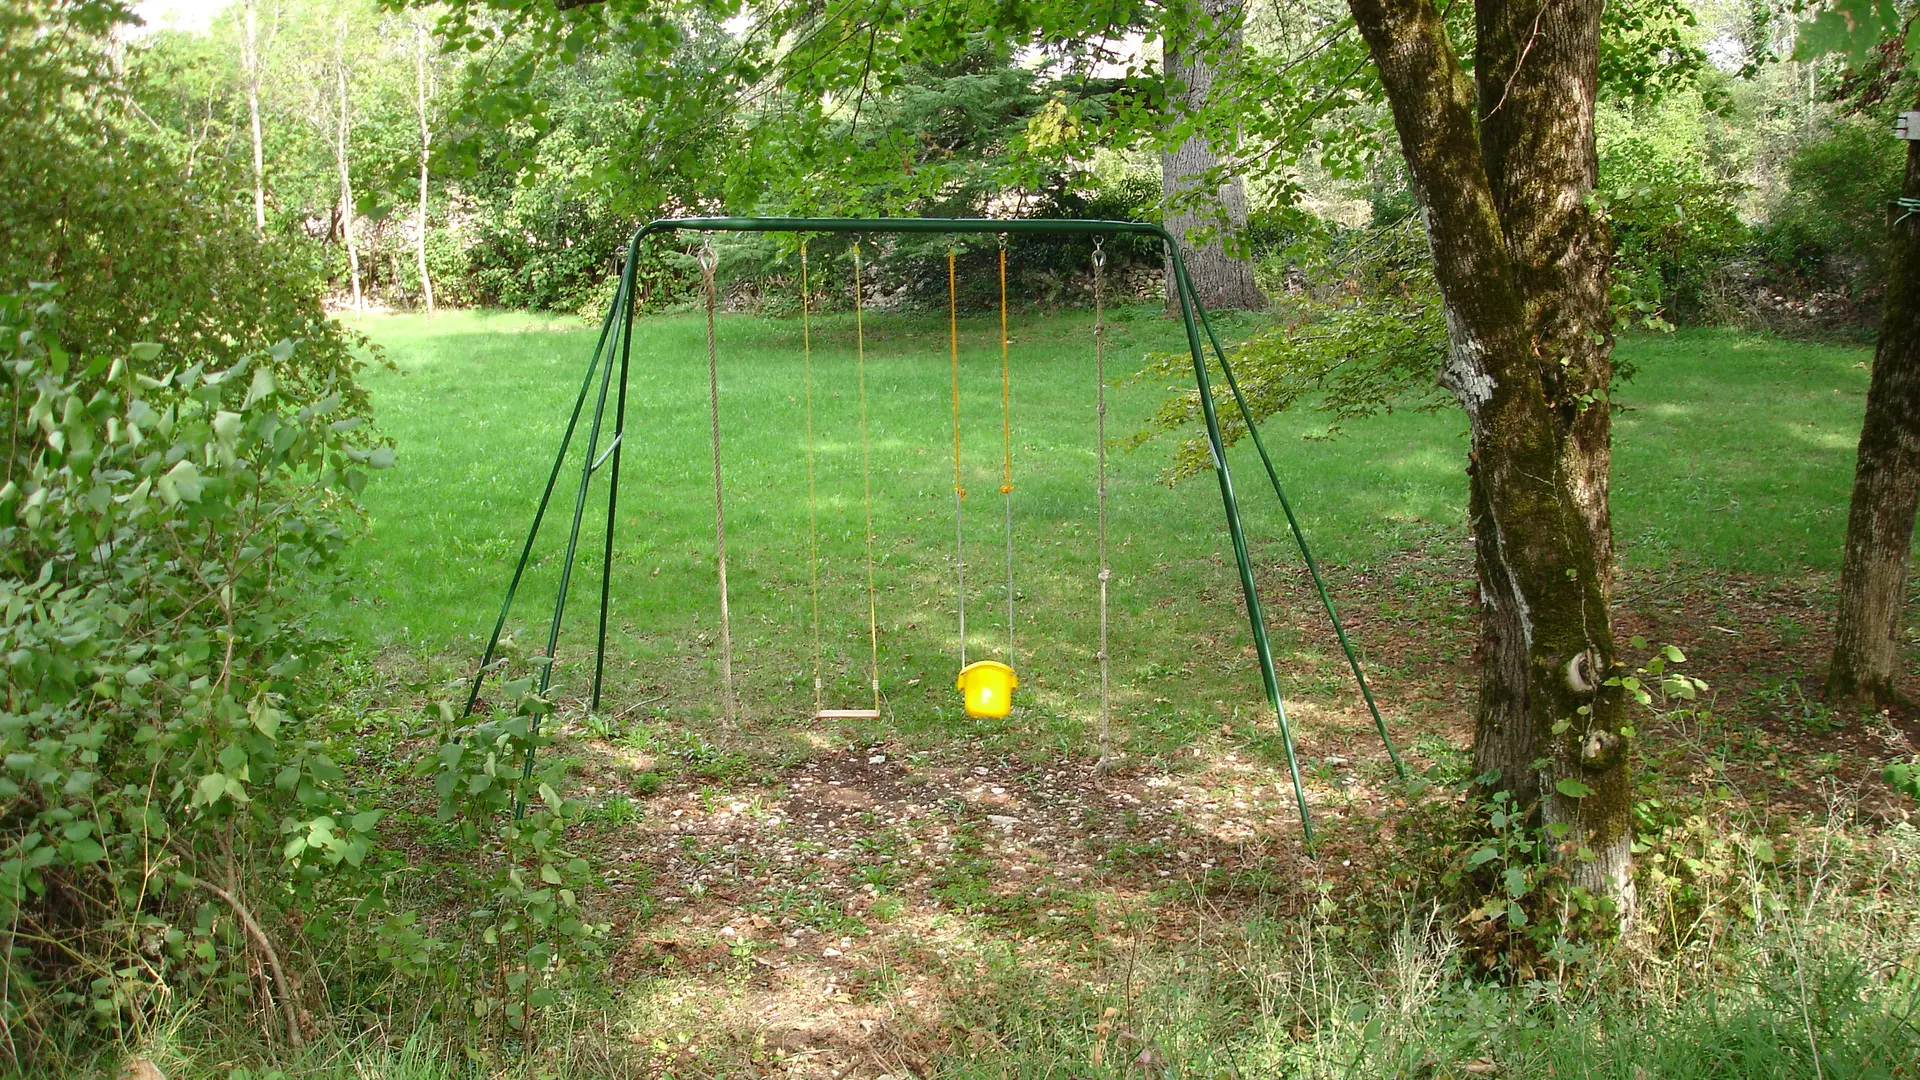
[{"xmin": 462, "ymin": 216, "xmax": 1402, "ymax": 844}]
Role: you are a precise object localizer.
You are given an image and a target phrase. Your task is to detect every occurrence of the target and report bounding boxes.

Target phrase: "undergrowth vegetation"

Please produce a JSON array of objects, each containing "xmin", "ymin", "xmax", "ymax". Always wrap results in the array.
[{"xmin": 18, "ymin": 311, "xmax": 1895, "ymax": 1079}]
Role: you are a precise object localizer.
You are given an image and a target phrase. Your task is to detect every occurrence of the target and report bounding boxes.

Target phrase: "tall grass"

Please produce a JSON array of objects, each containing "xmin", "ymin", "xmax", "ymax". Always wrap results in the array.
[{"xmin": 933, "ymin": 821, "xmax": 1920, "ymax": 1078}]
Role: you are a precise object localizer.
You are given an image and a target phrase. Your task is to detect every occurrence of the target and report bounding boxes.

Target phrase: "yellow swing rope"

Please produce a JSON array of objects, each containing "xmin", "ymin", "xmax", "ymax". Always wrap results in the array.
[
  {"xmin": 801, "ymin": 242, "xmax": 823, "ymax": 713},
  {"xmin": 998, "ymin": 238, "xmax": 1015, "ymax": 664},
  {"xmin": 854, "ymin": 243, "xmax": 881, "ymax": 713},
  {"xmin": 949, "ymin": 249, "xmax": 966, "ymax": 669}
]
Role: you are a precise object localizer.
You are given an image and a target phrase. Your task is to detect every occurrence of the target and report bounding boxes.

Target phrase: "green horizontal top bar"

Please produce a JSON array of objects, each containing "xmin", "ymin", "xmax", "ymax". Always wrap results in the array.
[{"xmin": 635, "ymin": 216, "xmax": 1171, "ymax": 241}]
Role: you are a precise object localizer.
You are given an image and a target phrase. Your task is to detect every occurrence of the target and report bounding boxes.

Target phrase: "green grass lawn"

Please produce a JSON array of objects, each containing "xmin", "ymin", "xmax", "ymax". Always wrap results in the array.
[{"xmin": 332, "ymin": 310, "xmax": 1873, "ymax": 744}]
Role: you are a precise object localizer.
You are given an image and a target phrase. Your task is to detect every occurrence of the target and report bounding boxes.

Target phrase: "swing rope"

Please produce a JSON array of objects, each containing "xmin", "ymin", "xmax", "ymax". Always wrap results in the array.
[
  {"xmin": 855, "ymin": 242, "xmax": 881, "ymax": 713},
  {"xmin": 1093, "ymin": 237, "xmax": 1114, "ymax": 772},
  {"xmin": 802, "ymin": 241, "xmax": 823, "ymax": 713},
  {"xmin": 701, "ymin": 238, "xmax": 737, "ymax": 725},
  {"xmin": 998, "ymin": 236, "xmax": 1015, "ymax": 664},
  {"xmin": 949, "ymin": 249, "xmax": 966, "ymax": 670}
]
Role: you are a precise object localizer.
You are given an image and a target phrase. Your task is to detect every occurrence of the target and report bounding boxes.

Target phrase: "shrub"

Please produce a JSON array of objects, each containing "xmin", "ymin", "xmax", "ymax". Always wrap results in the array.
[
  {"xmin": 0, "ymin": 4, "xmax": 388, "ymax": 1065},
  {"xmin": 0, "ymin": 291, "xmax": 382, "ymax": 1063},
  {"xmin": 1758, "ymin": 118, "xmax": 1905, "ymax": 293},
  {"xmin": 0, "ymin": 1, "xmax": 371, "ymax": 414},
  {"xmin": 1597, "ymin": 94, "xmax": 1750, "ymax": 325}
]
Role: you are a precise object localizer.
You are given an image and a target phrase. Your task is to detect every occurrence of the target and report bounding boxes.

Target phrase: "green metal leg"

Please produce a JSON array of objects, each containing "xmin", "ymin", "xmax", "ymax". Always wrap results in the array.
[
  {"xmin": 462, "ymin": 269, "xmax": 628, "ymax": 719},
  {"xmin": 591, "ymin": 257, "xmax": 640, "ymax": 712},
  {"xmin": 1168, "ymin": 250, "xmax": 1315, "ymax": 847},
  {"xmin": 1190, "ymin": 305, "xmax": 1407, "ymax": 778}
]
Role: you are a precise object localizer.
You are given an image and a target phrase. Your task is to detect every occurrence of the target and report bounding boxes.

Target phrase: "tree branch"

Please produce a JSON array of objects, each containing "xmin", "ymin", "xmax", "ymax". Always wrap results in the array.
[{"xmin": 185, "ymin": 874, "xmax": 304, "ymax": 1048}]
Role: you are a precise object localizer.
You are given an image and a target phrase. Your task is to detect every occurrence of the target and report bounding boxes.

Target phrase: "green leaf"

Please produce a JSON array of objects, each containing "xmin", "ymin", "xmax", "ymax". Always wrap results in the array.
[
  {"xmin": 160, "ymin": 459, "xmax": 203, "ymax": 504},
  {"xmin": 194, "ymin": 772, "xmax": 228, "ymax": 806},
  {"xmin": 245, "ymin": 365, "xmax": 277, "ymax": 408},
  {"xmin": 1556, "ymin": 778, "xmax": 1595, "ymax": 799},
  {"xmin": 1793, "ymin": 0, "xmax": 1903, "ymax": 65},
  {"xmin": 1503, "ymin": 866, "xmax": 1530, "ymax": 898},
  {"xmin": 1468, "ymin": 846, "xmax": 1499, "ymax": 867}
]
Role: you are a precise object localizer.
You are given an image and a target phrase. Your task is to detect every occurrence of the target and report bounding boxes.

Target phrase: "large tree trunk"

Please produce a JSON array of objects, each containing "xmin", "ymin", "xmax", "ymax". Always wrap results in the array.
[
  {"xmin": 241, "ymin": 0, "xmax": 267, "ymax": 234},
  {"xmin": 1827, "ymin": 119, "xmax": 1920, "ymax": 707},
  {"xmin": 1347, "ymin": 0, "xmax": 1632, "ymax": 907},
  {"xmin": 334, "ymin": 27, "xmax": 364, "ymax": 315},
  {"xmin": 1160, "ymin": 0, "xmax": 1267, "ymax": 312},
  {"xmin": 413, "ymin": 23, "xmax": 435, "ymax": 315}
]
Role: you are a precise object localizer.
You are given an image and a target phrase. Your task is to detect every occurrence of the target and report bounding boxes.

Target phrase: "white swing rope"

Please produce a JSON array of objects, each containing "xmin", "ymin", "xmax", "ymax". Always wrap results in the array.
[
  {"xmin": 1093, "ymin": 238, "xmax": 1115, "ymax": 772},
  {"xmin": 854, "ymin": 243, "xmax": 882, "ymax": 714},
  {"xmin": 949, "ymin": 249, "xmax": 966, "ymax": 670},
  {"xmin": 801, "ymin": 241, "xmax": 824, "ymax": 713},
  {"xmin": 701, "ymin": 237, "xmax": 737, "ymax": 726}
]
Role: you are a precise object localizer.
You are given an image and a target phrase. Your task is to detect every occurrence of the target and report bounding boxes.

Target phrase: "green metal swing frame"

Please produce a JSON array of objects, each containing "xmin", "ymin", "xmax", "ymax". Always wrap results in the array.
[{"xmin": 462, "ymin": 216, "xmax": 1403, "ymax": 844}]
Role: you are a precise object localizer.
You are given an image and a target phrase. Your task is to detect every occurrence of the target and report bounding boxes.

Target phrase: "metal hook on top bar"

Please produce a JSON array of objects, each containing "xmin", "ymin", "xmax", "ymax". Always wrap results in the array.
[
  {"xmin": 1091, "ymin": 235, "xmax": 1106, "ymax": 271},
  {"xmin": 698, "ymin": 235, "xmax": 718, "ymax": 274}
]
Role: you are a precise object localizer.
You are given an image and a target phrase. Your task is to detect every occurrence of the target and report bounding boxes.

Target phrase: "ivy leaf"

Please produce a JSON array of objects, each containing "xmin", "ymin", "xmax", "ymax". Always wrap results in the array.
[{"xmin": 1556, "ymin": 778, "xmax": 1596, "ymax": 799}]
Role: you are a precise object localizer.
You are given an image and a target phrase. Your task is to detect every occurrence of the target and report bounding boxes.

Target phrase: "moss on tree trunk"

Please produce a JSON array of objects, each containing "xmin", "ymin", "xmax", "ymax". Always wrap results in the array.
[{"xmin": 1348, "ymin": 0, "xmax": 1632, "ymax": 906}]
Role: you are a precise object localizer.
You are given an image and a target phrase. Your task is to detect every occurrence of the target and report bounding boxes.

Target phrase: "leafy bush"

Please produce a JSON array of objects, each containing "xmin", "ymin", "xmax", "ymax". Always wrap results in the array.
[
  {"xmin": 0, "ymin": 290, "xmax": 382, "ymax": 1062},
  {"xmin": 1600, "ymin": 158, "xmax": 1749, "ymax": 328},
  {"xmin": 420, "ymin": 653, "xmax": 606, "ymax": 1036},
  {"xmin": 1758, "ymin": 118, "xmax": 1905, "ymax": 293},
  {"xmin": 1595, "ymin": 91, "xmax": 1750, "ymax": 326},
  {"xmin": 0, "ymin": 5, "xmax": 397, "ymax": 1064}
]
